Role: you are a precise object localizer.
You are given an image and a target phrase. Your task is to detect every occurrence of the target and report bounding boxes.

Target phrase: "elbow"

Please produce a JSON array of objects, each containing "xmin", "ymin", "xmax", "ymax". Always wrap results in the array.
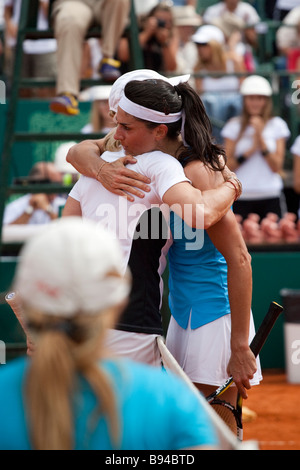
[
  {"xmin": 203, "ymin": 210, "xmax": 216, "ymax": 230},
  {"xmin": 202, "ymin": 206, "xmax": 224, "ymax": 230},
  {"xmin": 66, "ymin": 147, "xmax": 74, "ymax": 165},
  {"xmin": 240, "ymin": 248, "xmax": 252, "ymax": 273},
  {"xmin": 294, "ymin": 180, "xmax": 300, "ymax": 194}
]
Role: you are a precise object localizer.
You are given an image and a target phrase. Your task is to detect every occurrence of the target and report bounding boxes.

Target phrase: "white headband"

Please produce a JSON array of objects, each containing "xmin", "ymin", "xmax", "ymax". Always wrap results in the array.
[{"xmin": 118, "ymin": 94, "xmax": 182, "ymax": 124}]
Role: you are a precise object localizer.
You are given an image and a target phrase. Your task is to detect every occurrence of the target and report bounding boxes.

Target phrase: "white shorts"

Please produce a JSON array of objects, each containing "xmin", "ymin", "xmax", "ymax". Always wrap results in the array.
[
  {"xmin": 166, "ymin": 313, "xmax": 262, "ymax": 387},
  {"xmin": 105, "ymin": 329, "xmax": 162, "ymax": 367}
]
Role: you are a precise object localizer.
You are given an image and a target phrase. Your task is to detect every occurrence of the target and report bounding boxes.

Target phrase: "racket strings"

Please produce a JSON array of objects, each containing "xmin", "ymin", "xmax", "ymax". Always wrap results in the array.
[{"xmin": 210, "ymin": 400, "xmax": 239, "ymax": 436}]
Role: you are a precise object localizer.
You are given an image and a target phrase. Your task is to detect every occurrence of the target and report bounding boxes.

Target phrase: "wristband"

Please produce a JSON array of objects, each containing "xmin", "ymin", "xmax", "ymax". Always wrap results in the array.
[
  {"xmin": 226, "ymin": 177, "xmax": 242, "ymax": 201},
  {"xmin": 237, "ymin": 155, "xmax": 246, "ymax": 165}
]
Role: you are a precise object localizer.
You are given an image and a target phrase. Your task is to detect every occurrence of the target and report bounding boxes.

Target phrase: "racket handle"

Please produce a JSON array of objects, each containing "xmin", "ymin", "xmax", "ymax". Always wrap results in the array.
[
  {"xmin": 5, "ymin": 292, "xmax": 29, "ymax": 335},
  {"xmin": 249, "ymin": 301, "xmax": 283, "ymax": 358}
]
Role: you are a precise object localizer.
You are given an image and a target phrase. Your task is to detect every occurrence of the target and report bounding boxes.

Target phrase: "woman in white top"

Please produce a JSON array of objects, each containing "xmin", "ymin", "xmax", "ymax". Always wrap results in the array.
[
  {"xmin": 290, "ymin": 135, "xmax": 300, "ymax": 219},
  {"xmin": 191, "ymin": 25, "xmax": 245, "ymax": 143},
  {"xmin": 221, "ymin": 75, "xmax": 291, "ymax": 221}
]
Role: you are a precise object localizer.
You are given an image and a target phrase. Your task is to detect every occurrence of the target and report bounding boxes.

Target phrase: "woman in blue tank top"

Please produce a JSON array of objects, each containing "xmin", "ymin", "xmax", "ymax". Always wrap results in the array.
[{"xmin": 165, "ymin": 158, "xmax": 262, "ymax": 407}]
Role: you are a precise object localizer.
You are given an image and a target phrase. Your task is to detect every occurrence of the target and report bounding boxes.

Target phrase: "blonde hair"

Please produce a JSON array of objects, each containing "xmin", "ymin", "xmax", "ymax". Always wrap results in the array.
[
  {"xmin": 238, "ymin": 96, "xmax": 273, "ymax": 138},
  {"xmin": 194, "ymin": 40, "xmax": 227, "ymax": 72},
  {"xmin": 24, "ymin": 307, "xmax": 121, "ymax": 450},
  {"xmin": 103, "ymin": 116, "xmax": 122, "ymax": 152}
]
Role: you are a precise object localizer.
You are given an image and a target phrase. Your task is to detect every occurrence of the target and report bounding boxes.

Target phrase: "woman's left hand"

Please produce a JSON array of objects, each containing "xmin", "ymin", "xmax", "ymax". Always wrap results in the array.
[{"xmin": 99, "ymin": 155, "xmax": 151, "ymax": 202}]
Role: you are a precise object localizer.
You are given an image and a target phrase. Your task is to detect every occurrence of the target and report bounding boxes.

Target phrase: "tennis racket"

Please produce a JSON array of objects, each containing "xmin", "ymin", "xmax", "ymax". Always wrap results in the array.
[
  {"xmin": 206, "ymin": 301, "xmax": 284, "ymax": 440},
  {"xmin": 5, "ymin": 291, "xmax": 34, "ymax": 355}
]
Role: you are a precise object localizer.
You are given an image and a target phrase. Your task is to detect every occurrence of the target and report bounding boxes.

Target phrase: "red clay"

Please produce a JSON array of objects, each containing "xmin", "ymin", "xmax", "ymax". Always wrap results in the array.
[{"xmin": 243, "ymin": 370, "xmax": 300, "ymax": 450}]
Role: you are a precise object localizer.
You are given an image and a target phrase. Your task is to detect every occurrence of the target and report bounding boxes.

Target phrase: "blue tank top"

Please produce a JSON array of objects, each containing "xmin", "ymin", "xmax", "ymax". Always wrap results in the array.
[{"xmin": 168, "ymin": 212, "xmax": 230, "ymax": 329}]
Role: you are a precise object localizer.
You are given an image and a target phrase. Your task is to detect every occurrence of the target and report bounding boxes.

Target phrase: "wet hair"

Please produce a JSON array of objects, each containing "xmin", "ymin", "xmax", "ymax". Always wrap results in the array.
[{"xmin": 124, "ymin": 79, "xmax": 226, "ymax": 171}]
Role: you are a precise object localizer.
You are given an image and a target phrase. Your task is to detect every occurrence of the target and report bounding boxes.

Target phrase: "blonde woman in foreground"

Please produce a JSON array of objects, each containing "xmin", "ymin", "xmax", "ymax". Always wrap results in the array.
[{"xmin": 0, "ymin": 217, "xmax": 219, "ymax": 450}]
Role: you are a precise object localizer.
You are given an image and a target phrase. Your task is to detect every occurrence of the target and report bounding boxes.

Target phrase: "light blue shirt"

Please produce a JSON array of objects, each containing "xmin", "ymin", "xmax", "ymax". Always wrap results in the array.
[
  {"xmin": 168, "ymin": 212, "xmax": 230, "ymax": 329},
  {"xmin": 0, "ymin": 356, "xmax": 218, "ymax": 450}
]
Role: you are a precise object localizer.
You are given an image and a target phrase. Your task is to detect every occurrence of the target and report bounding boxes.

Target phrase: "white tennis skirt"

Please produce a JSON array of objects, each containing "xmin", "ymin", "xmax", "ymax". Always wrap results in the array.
[
  {"xmin": 166, "ymin": 313, "xmax": 262, "ymax": 387},
  {"xmin": 105, "ymin": 329, "xmax": 162, "ymax": 367}
]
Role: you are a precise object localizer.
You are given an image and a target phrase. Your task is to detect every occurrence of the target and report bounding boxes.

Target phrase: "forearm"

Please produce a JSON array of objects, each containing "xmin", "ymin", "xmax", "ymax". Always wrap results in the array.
[
  {"xmin": 294, "ymin": 155, "xmax": 300, "ymax": 193},
  {"xmin": 227, "ymin": 256, "xmax": 252, "ymax": 351},
  {"xmin": 201, "ymin": 181, "xmax": 239, "ymax": 229},
  {"xmin": 66, "ymin": 139, "xmax": 104, "ymax": 179},
  {"xmin": 161, "ymin": 40, "xmax": 178, "ymax": 72}
]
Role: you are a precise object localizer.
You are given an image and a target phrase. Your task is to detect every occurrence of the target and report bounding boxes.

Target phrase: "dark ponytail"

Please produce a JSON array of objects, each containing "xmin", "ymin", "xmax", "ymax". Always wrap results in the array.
[
  {"xmin": 173, "ymin": 82, "xmax": 226, "ymax": 170},
  {"xmin": 124, "ymin": 79, "xmax": 226, "ymax": 171}
]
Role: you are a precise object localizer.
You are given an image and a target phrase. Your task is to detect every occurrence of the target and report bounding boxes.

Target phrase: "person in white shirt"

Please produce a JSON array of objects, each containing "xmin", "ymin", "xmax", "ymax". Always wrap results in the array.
[
  {"xmin": 4, "ymin": 0, "xmax": 57, "ymax": 95},
  {"xmin": 203, "ymin": 0, "xmax": 260, "ymax": 45},
  {"xmin": 290, "ymin": 135, "xmax": 300, "ymax": 219},
  {"xmin": 273, "ymin": 0, "xmax": 300, "ymax": 21},
  {"xmin": 63, "ymin": 76, "xmax": 240, "ymax": 368},
  {"xmin": 221, "ymin": 75, "xmax": 291, "ymax": 221},
  {"xmin": 202, "ymin": 0, "xmax": 260, "ymax": 69},
  {"xmin": 276, "ymin": 6, "xmax": 300, "ymax": 58},
  {"xmin": 172, "ymin": 4, "xmax": 202, "ymax": 75},
  {"xmin": 3, "ymin": 162, "xmax": 66, "ymax": 225}
]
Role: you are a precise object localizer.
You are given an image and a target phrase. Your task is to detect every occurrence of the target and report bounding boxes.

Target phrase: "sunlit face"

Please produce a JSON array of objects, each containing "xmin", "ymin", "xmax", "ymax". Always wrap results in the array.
[
  {"xmin": 196, "ymin": 42, "xmax": 212, "ymax": 61},
  {"xmin": 225, "ymin": 0, "xmax": 239, "ymax": 12},
  {"xmin": 244, "ymin": 95, "xmax": 268, "ymax": 116},
  {"xmin": 114, "ymin": 107, "xmax": 159, "ymax": 156}
]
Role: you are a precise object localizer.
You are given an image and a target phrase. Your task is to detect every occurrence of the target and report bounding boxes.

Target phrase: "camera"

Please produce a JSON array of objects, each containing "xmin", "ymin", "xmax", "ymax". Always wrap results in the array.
[{"xmin": 157, "ymin": 19, "xmax": 166, "ymax": 28}]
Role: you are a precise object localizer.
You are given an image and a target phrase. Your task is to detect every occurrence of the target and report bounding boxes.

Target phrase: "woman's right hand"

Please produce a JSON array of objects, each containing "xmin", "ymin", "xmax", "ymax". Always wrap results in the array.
[{"xmin": 98, "ymin": 156, "xmax": 151, "ymax": 202}]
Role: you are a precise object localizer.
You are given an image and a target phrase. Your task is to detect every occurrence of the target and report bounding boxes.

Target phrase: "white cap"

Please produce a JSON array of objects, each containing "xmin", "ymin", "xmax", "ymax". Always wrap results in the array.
[
  {"xmin": 109, "ymin": 69, "xmax": 190, "ymax": 112},
  {"xmin": 173, "ymin": 6, "xmax": 202, "ymax": 27},
  {"xmin": 14, "ymin": 217, "xmax": 131, "ymax": 317},
  {"xmin": 191, "ymin": 24, "xmax": 225, "ymax": 45},
  {"xmin": 54, "ymin": 142, "xmax": 78, "ymax": 174},
  {"xmin": 240, "ymin": 75, "xmax": 272, "ymax": 96},
  {"xmin": 133, "ymin": 0, "xmax": 159, "ymax": 16},
  {"xmin": 79, "ymin": 85, "xmax": 112, "ymax": 102}
]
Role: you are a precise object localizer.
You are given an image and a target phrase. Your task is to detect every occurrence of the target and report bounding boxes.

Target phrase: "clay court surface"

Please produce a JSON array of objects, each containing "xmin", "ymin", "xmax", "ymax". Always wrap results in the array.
[{"xmin": 243, "ymin": 370, "xmax": 300, "ymax": 450}]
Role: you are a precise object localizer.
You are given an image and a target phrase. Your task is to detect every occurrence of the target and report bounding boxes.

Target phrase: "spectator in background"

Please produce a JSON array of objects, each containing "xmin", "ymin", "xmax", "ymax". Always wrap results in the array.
[
  {"xmin": 172, "ymin": 0, "xmax": 197, "ymax": 5},
  {"xmin": 3, "ymin": 162, "xmax": 66, "ymax": 225},
  {"xmin": 191, "ymin": 24, "xmax": 244, "ymax": 142},
  {"xmin": 221, "ymin": 75, "xmax": 290, "ymax": 221},
  {"xmin": 172, "ymin": 4, "xmax": 202, "ymax": 74},
  {"xmin": 276, "ymin": 6, "xmax": 300, "ymax": 71},
  {"xmin": 202, "ymin": 0, "xmax": 260, "ymax": 70},
  {"xmin": 4, "ymin": 0, "xmax": 57, "ymax": 97},
  {"xmin": 117, "ymin": 2, "xmax": 179, "ymax": 75},
  {"xmin": 273, "ymin": 0, "xmax": 300, "ymax": 21},
  {"xmin": 133, "ymin": 0, "xmax": 159, "ymax": 17},
  {"xmin": 290, "ymin": 135, "xmax": 300, "ymax": 219},
  {"xmin": 50, "ymin": 0, "xmax": 130, "ymax": 116},
  {"xmin": 79, "ymin": 85, "xmax": 115, "ymax": 136},
  {"xmin": 0, "ymin": 0, "xmax": 4, "ymax": 75}
]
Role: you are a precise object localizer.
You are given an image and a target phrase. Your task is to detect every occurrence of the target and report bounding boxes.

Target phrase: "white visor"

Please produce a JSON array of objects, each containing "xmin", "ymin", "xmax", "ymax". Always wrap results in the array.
[{"xmin": 118, "ymin": 94, "xmax": 182, "ymax": 124}]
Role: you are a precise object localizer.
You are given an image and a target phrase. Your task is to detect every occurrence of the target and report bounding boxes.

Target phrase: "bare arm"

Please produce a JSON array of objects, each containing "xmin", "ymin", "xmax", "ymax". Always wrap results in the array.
[
  {"xmin": 62, "ymin": 196, "xmax": 82, "ymax": 217},
  {"xmin": 66, "ymin": 138, "xmax": 151, "ymax": 202},
  {"xmin": 294, "ymin": 154, "xmax": 300, "ymax": 193},
  {"xmin": 162, "ymin": 173, "xmax": 239, "ymax": 230},
  {"xmin": 184, "ymin": 161, "xmax": 256, "ymax": 398}
]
